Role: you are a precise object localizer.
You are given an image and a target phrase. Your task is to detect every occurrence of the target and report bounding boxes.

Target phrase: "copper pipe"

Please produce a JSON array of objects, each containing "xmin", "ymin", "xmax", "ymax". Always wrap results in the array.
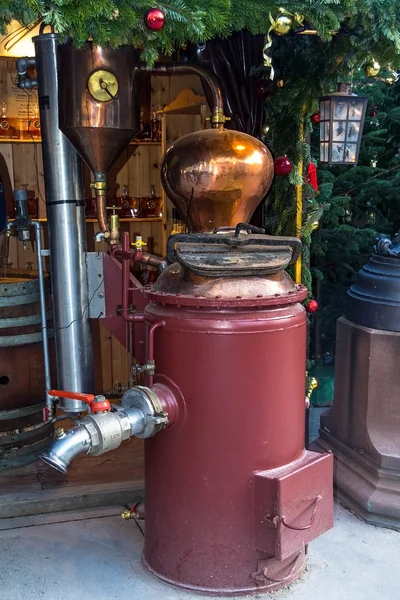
[
  {"xmin": 137, "ymin": 251, "xmax": 168, "ymax": 271},
  {"xmin": 114, "ymin": 248, "xmax": 167, "ymax": 272},
  {"xmin": 147, "ymin": 62, "xmax": 225, "ymax": 124},
  {"xmin": 96, "ymin": 191, "xmax": 109, "ymax": 235}
]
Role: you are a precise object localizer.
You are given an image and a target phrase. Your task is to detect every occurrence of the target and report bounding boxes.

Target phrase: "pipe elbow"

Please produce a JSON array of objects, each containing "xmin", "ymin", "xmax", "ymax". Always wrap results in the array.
[
  {"xmin": 16, "ymin": 56, "xmax": 36, "ymax": 76},
  {"xmin": 40, "ymin": 425, "xmax": 91, "ymax": 473}
]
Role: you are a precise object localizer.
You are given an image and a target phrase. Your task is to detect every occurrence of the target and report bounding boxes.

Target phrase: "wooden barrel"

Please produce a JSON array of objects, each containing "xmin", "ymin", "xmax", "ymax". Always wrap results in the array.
[{"xmin": 0, "ymin": 269, "xmax": 54, "ymax": 469}]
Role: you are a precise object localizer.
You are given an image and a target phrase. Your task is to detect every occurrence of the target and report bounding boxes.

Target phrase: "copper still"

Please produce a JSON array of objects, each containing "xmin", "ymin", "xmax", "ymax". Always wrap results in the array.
[
  {"xmin": 32, "ymin": 39, "xmax": 334, "ymax": 597},
  {"xmin": 58, "ymin": 44, "xmax": 142, "ymax": 242}
]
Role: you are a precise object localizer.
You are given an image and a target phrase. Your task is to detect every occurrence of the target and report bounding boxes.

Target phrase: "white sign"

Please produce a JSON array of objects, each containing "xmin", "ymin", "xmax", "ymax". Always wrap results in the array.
[{"xmin": 6, "ymin": 77, "xmax": 38, "ymax": 119}]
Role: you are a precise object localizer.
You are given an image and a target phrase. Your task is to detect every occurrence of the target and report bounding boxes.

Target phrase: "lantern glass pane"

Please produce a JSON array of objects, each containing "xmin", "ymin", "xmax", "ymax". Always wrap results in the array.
[
  {"xmin": 320, "ymin": 101, "xmax": 330, "ymax": 120},
  {"xmin": 332, "ymin": 100, "xmax": 348, "ymax": 120},
  {"xmin": 331, "ymin": 142, "xmax": 345, "ymax": 162},
  {"xmin": 346, "ymin": 122, "xmax": 360, "ymax": 142},
  {"xmin": 320, "ymin": 121, "xmax": 329, "ymax": 141},
  {"xmin": 320, "ymin": 142, "xmax": 328, "ymax": 162},
  {"xmin": 344, "ymin": 143, "xmax": 357, "ymax": 163},
  {"xmin": 348, "ymin": 100, "xmax": 364, "ymax": 121},
  {"xmin": 332, "ymin": 121, "xmax": 346, "ymax": 141}
]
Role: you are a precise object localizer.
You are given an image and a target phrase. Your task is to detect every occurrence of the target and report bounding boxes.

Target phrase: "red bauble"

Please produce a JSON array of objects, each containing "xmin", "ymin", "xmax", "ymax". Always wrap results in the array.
[
  {"xmin": 306, "ymin": 162, "xmax": 318, "ymax": 192},
  {"xmin": 254, "ymin": 79, "xmax": 270, "ymax": 98},
  {"xmin": 306, "ymin": 299, "xmax": 319, "ymax": 313},
  {"xmin": 274, "ymin": 155, "xmax": 292, "ymax": 176},
  {"xmin": 311, "ymin": 112, "xmax": 320, "ymax": 124},
  {"xmin": 144, "ymin": 8, "xmax": 166, "ymax": 30}
]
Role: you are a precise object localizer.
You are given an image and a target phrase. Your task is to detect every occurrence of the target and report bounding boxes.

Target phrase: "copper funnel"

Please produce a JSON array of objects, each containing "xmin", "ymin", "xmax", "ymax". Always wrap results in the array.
[
  {"xmin": 58, "ymin": 43, "xmax": 141, "ymax": 178},
  {"xmin": 161, "ymin": 128, "xmax": 274, "ymax": 232}
]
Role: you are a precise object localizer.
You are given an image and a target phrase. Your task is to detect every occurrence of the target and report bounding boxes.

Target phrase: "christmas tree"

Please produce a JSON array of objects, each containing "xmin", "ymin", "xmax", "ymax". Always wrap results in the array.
[
  {"xmin": 1, "ymin": 2, "xmax": 400, "ymax": 65},
  {"xmin": 310, "ymin": 76, "xmax": 400, "ymax": 359}
]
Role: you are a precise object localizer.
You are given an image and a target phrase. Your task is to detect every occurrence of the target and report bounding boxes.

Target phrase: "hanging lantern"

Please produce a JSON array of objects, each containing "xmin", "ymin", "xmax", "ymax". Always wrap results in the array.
[{"xmin": 319, "ymin": 83, "xmax": 368, "ymax": 166}]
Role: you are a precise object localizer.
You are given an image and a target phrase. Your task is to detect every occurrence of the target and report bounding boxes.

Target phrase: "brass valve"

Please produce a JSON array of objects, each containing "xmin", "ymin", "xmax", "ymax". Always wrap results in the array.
[
  {"xmin": 206, "ymin": 107, "xmax": 231, "ymax": 129},
  {"xmin": 106, "ymin": 205, "xmax": 121, "ymax": 245},
  {"xmin": 121, "ymin": 502, "xmax": 143, "ymax": 520},
  {"xmin": 121, "ymin": 509, "xmax": 134, "ymax": 520},
  {"xmin": 131, "ymin": 237, "xmax": 147, "ymax": 250}
]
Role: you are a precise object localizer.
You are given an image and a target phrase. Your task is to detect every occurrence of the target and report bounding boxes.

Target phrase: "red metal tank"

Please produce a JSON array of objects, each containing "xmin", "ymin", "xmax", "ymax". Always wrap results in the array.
[{"xmin": 142, "ymin": 261, "xmax": 333, "ymax": 595}]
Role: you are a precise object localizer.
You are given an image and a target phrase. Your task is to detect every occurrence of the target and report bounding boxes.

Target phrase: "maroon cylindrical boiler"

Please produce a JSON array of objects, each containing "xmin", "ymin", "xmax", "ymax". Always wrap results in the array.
[{"xmin": 142, "ymin": 249, "xmax": 333, "ymax": 594}]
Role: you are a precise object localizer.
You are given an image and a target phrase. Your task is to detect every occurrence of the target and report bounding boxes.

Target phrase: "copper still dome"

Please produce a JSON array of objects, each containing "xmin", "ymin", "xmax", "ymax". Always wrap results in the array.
[{"xmin": 161, "ymin": 128, "xmax": 274, "ymax": 232}]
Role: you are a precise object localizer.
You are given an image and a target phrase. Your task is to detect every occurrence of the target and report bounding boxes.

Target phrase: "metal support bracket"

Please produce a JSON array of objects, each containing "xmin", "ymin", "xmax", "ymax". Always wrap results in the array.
[{"xmin": 86, "ymin": 252, "xmax": 106, "ymax": 319}]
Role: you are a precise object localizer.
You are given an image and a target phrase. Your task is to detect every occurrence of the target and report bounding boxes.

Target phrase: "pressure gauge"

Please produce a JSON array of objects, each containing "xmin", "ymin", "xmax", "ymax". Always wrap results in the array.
[{"xmin": 87, "ymin": 69, "xmax": 119, "ymax": 102}]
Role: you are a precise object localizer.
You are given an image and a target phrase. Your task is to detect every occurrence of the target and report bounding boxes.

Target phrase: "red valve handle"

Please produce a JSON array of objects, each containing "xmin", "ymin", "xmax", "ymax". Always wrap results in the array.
[{"xmin": 48, "ymin": 390, "xmax": 111, "ymax": 414}]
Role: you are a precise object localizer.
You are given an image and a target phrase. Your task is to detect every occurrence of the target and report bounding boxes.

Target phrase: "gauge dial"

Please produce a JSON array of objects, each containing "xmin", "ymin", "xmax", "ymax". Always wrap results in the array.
[{"xmin": 87, "ymin": 69, "xmax": 118, "ymax": 102}]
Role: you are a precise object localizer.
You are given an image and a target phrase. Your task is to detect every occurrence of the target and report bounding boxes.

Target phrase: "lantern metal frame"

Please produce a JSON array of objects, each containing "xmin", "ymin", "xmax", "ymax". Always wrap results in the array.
[{"xmin": 319, "ymin": 84, "xmax": 368, "ymax": 166}]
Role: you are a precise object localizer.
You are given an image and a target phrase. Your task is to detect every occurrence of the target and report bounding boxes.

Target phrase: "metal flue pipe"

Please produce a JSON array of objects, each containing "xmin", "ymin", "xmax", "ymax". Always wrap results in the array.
[{"xmin": 31, "ymin": 32, "xmax": 94, "ymax": 412}]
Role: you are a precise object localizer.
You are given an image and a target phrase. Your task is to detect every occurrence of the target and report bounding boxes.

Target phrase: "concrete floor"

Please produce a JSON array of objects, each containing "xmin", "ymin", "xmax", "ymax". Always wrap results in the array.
[{"xmin": 0, "ymin": 501, "xmax": 399, "ymax": 600}]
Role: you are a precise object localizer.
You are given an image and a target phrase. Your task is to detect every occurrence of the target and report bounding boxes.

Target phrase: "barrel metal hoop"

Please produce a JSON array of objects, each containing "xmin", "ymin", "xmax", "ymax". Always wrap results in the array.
[
  {"xmin": 0, "ymin": 421, "xmax": 53, "ymax": 449},
  {"xmin": 0, "ymin": 278, "xmax": 42, "ymax": 298},
  {"xmin": 0, "ymin": 434, "xmax": 53, "ymax": 469},
  {"xmin": 0, "ymin": 329, "xmax": 54, "ymax": 347},
  {"xmin": 0, "ymin": 310, "xmax": 53, "ymax": 330},
  {"xmin": 0, "ymin": 401, "xmax": 46, "ymax": 420},
  {"xmin": 0, "ymin": 292, "xmax": 41, "ymax": 307}
]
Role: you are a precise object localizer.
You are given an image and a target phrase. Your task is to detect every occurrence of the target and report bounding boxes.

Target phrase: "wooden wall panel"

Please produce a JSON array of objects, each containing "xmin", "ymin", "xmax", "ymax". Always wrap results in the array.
[{"xmin": 1, "ymin": 70, "xmax": 204, "ymax": 394}]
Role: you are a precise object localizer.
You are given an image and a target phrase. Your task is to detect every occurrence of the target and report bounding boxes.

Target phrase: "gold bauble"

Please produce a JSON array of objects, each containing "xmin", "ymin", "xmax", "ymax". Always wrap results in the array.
[
  {"xmin": 364, "ymin": 60, "xmax": 381, "ymax": 77},
  {"xmin": 273, "ymin": 14, "xmax": 293, "ymax": 36},
  {"xmin": 261, "ymin": 123, "xmax": 270, "ymax": 135},
  {"xmin": 385, "ymin": 72, "xmax": 397, "ymax": 85},
  {"xmin": 311, "ymin": 220, "xmax": 319, "ymax": 231},
  {"xmin": 276, "ymin": 78, "xmax": 285, "ymax": 88},
  {"xmin": 293, "ymin": 13, "xmax": 305, "ymax": 25}
]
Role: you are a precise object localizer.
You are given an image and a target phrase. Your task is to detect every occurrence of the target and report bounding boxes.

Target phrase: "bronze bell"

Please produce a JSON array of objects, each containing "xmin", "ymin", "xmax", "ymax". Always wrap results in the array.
[{"xmin": 161, "ymin": 128, "xmax": 274, "ymax": 232}]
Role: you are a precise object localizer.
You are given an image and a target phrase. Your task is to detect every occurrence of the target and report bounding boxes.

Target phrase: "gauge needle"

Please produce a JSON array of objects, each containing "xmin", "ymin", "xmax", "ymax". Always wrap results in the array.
[{"xmin": 99, "ymin": 78, "xmax": 114, "ymax": 99}]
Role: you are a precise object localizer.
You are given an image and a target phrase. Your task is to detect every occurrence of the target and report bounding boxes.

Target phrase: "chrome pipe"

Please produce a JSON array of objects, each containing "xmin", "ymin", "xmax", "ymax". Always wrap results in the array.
[
  {"xmin": 126, "ymin": 407, "xmax": 146, "ymax": 436},
  {"xmin": 40, "ymin": 385, "xmax": 171, "ymax": 472},
  {"xmin": 40, "ymin": 425, "xmax": 91, "ymax": 473},
  {"xmin": 32, "ymin": 220, "xmax": 53, "ymax": 415},
  {"xmin": 32, "ymin": 32, "xmax": 94, "ymax": 412}
]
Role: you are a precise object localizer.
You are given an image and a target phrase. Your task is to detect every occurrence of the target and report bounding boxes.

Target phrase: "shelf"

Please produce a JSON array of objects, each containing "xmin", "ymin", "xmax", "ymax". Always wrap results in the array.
[
  {"xmin": 86, "ymin": 217, "xmax": 162, "ymax": 223},
  {"xmin": 0, "ymin": 139, "xmax": 162, "ymax": 146},
  {"xmin": 129, "ymin": 141, "xmax": 161, "ymax": 146},
  {"xmin": 0, "ymin": 138, "xmax": 41, "ymax": 143},
  {"xmin": 9, "ymin": 217, "xmax": 163, "ymax": 223}
]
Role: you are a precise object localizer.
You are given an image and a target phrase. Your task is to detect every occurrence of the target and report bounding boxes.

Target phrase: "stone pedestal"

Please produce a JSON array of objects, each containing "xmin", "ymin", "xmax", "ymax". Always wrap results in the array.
[{"xmin": 314, "ymin": 317, "xmax": 400, "ymax": 530}]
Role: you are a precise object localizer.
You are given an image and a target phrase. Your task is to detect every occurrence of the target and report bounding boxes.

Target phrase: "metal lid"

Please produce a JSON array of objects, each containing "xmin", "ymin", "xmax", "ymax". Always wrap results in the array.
[
  {"xmin": 167, "ymin": 225, "xmax": 302, "ymax": 277},
  {"xmin": 347, "ymin": 235, "xmax": 400, "ymax": 331}
]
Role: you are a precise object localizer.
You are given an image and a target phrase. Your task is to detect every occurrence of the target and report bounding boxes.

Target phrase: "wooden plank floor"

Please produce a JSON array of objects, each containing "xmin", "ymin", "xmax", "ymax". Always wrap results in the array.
[{"xmin": 0, "ymin": 438, "xmax": 144, "ymax": 519}]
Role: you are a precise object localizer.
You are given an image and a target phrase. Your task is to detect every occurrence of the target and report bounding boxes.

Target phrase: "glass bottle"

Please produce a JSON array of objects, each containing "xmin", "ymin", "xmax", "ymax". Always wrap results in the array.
[
  {"xmin": 140, "ymin": 185, "xmax": 162, "ymax": 218},
  {"xmin": 171, "ymin": 208, "xmax": 179, "ymax": 234},
  {"xmin": 151, "ymin": 107, "xmax": 161, "ymax": 142},
  {"xmin": 135, "ymin": 107, "xmax": 152, "ymax": 141},
  {"xmin": 29, "ymin": 102, "xmax": 41, "ymax": 140},
  {"xmin": 0, "ymin": 101, "xmax": 15, "ymax": 139},
  {"xmin": 119, "ymin": 185, "xmax": 131, "ymax": 218},
  {"xmin": 27, "ymin": 194, "xmax": 39, "ymax": 219}
]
